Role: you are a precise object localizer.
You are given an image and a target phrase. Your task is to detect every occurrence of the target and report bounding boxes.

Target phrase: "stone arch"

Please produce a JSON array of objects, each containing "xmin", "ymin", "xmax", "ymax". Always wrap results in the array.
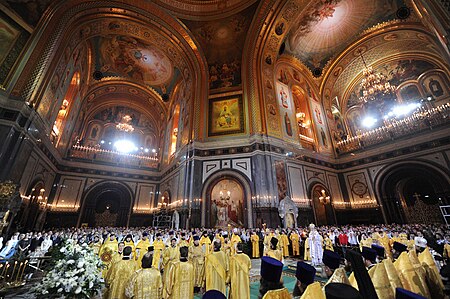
[
  {"xmin": 201, "ymin": 169, "xmax": 253, "ymax": 228},
  {"xmin": 374, "ymin": 161, "xmax": 450, "ymax": 224},
  {"xmin": 308, "ymin": 183, "xmax": 335, "ymax": 226},
  {"xmin": 78, "ymin": 180, "xmax": 134, "ymax": 227}
]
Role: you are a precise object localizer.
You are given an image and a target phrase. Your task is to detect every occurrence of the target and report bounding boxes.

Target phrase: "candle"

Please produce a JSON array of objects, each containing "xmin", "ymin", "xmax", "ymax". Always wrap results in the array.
[
  {"xmin": 18, "ymin": 260, "xmax": 28, "ymax": 283},
  {"xmin": 14, "ymin": 262, "xmax": 23, "ymax": 283}
]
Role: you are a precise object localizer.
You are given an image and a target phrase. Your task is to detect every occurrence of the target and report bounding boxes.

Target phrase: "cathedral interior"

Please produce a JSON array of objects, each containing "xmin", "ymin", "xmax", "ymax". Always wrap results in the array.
[{"xmin": 0, "ymin": 0, "xmax": 449, "ymax": 232}]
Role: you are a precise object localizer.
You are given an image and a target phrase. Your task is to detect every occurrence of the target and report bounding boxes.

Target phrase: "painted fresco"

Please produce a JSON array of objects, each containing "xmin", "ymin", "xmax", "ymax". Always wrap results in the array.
[
  {"xmin": 208, "ymin": 95, "xmax": 244, "ymax": 136},
  {"xmin": 0, "ymin": 11, "xmax": 30, "ymax": 86},
  {"xmin": 92, "ymin": 35, "xmax": 180, "ymax": 96},
  {"xmin": 184, "ymin": 3, "xmax": 258, "ymax": 90},
  {"xmin": 310, "ymin": 99, "xmax": 330, "ymax": 151},
  {"xmin": 286, "ymin": 0, "xmax": 404, "ymax": 71},
  {"xmin": 276, "ymin": 82, "xmax": 296, "ymax": 139},
  {"xmin": 347, "ymin": 59, "xmax": 436, "ymax": 108},
  {"xmin": 210, "ymin": 179, "xmax": 245, "ymax": 227},
  {"xmin": 275, "ymin": 161, "xmax": 288, "ymax": 201}
]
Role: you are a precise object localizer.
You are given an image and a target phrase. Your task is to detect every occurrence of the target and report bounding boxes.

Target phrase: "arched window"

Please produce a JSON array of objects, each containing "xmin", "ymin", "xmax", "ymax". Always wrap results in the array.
[{"xmin": 52, "ymin": 71, "xmax": 80, "ymax": 146}]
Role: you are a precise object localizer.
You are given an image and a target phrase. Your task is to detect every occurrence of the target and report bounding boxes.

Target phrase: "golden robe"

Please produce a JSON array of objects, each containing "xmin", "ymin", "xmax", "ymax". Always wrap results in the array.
[
  {"xmin": 300, "ymin": 282, "xmax": 326, "ymax": 299},
  {"xmin": 107, "ymin": 259, "xmax": 138, "ymax": 299},
  {"xmin": 124, "ymin": 240, "xmax": 136, "ymax": 258},
  {"xmin": 152, "ymin": 240, "xmax": 165, "ymax": 269},
  {"xmin": 444, "ymin": 243, "xmax": 450, "ymax": 259},
  {"xmin": 280, "ymin": 235, "xmax": 289, "ymax": 257},
  {"xmin": 229, "ymin": 253, "xmax": 251, "ymax": 299},
  {"xmin": 394, "ymin": 251, "xmax": 429, "ymax": 297},
  {"xmin": 189, "ymin": 244, "xmax": 205, "ymax": 288},
  {"xmin": 290, "ymin": 233, "xmax": 300, "ymax": 256},
  {"xmin": 368, "ymin": 263, "xmax": 395, "ymax": 299},
  {"xmin": 419, "ymin": 247, "xmax": 445, "ymax": 299},
  {"xmin": 125, "ymin": 268, "xmax": 162, "ymax": 299},
  {"xmin": 135, "ymin": 238, "xmax": 151, "ymax": 267},
  {"xmin": 383, "ymin": 258, "xmax": 403, "ymax": 295},
  {"xmin": 162, "ymin": 246, "xmax": 180, "ymax": 270},
  {"xmin": 251, "ymin": 234, "xmax": 260, "ymax": 258},
  {"xmin": 164, "ymin": 260, "xmax": 195, "ymax": 299},
  {"xmin": 99, "ymin": 239, "xmax": 118, "ymax": 278},
  {"xmin": 348, "ymin": 272, "xmax": 358, "ymax": 290},
  {"xmin": 222, "ymin": 240, "xmax": 232, "ymax": 258},
  {"xmin": 304, "ymin": 238, "xmax": 310, "ymax": 261},
  {"xmin": 323, "ymin": 237, "xmax": 333, "ymax": 251},
  {"xmin": 205, "ymin": 250, "xmax": 229, "ymax": 294},
  {"xmin": 359, "ymin": 238, "xmax": 373, "ymax": 251},
  {"xmin": 179, "ymin": 239, "xmax": 190, "ymax": 248},
  {"xmin": 230, "ymin": 234, "xmax": 242, "ymax": 256},
  {"xmin": 90, "ymin": 241, "xmax": 102, "ymax": 255},
  {"xmin": 263, "ymin": 233, "xmax": 274, "ymax": 256},
  {"xmin": 200, "ymin": 236, "xmax": 212, "ymax": 256},
  {"xmin": 262, "ymin": 287, "xmax": 291, "ymax": 299},
  {"xmin": 408, "ymin": 250, "xmax": 431, "ymax": 298},
  {"xmin": 325, "ymin": 268, "xmax": 350, "ymax": 286},
  {"xmin": 267, "ymin": 248, "xmax": 283, "ymax": 261}
]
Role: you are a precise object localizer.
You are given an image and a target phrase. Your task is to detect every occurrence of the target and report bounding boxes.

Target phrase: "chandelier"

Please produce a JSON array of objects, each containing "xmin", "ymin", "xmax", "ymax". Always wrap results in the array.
[
  {"xmin": 116, "ymin": 115, "xmax": 134, "ymax": 133},
  {"xmin": 358, "ymin": 51, "xmax": 396, "ymax": 104}
]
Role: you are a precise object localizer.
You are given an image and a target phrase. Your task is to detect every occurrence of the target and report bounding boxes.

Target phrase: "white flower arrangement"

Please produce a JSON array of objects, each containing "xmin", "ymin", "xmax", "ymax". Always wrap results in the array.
[{"xmin": 33, "ymin": 240, "xmax": 104, "ymax": 298}]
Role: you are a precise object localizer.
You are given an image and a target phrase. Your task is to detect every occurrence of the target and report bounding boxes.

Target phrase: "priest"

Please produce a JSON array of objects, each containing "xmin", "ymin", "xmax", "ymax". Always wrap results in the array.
[
  {"xmin": 125, "ymin": 253, "xmax": 162, "ymax": 299},
  {"xmin": 189, "ymin": 235, "xmax": 205, "ymax": 293},
  {"xmin": 107, "ymin": 246, "xmax": 138, "ymax": 299},
  {"xmin": 229, "ymin": 243, "xmax": 251, "ymax": 299},
  {"xmin": 164, "ymin": 246, "xmax": 195, "ymax": 299},
  {"xmin": 205, "ymin": 241, "xmax": 229, "ymax": 294}
]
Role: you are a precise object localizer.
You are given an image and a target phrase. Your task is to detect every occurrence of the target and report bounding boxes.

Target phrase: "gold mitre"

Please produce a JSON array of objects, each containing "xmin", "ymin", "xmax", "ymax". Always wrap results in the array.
[
  {"xmin": 368, "ymin": 263, "xmax": 395, "ymax": 299},
  {"xmin": 300, "ymin": 282, "xmax": 326, "ymax": 299},
  {"xmin": 394, "ymin": 252, "xmax": 426, "ymax": 296},
  {"xmin": 383, "ymin": 258, "xmax": 403, "ymax": 294}
]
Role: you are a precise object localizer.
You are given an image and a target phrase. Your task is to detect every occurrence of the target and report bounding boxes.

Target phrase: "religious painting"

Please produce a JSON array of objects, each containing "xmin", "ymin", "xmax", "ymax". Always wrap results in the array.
[
  {"xmin": 210, "ymin": 179, "xmax": 245, "ymax": 227},
  {"xmin": 420, "ymin": 71, "xmax": 449, "ymax": 101},
  {"xmin": 275, "ymin": 160, "xmax": 288, "ymax": 200},
  {"xmin": 94, "ymin": 106, "xmax": 141, "ymax": 126},
  {"xmin": 285, "ymin": 0, "xmax": 404, "ymax": 70},
  {"xmin": 310, "ymin": 100, "xmax": 330, "ymax": 151},
  {"xmin": 0, "ymin": 11, "xmax": 30, "ymax": 86},
  {"xmin": 275, "ymin": 82, "xmax": 296, "ymax": 139},
  {"xmin": 184, "ymin": 3, "xmax": 258, "ymax": 91},
  {"xmin": 208, "ymin": 95, "xmax": 244, "ymax": 136},
  {"xmin": 94, "ymin": 35, "xmax": 174, "ymax": 86},
  {"xmin": 398, "ymin": 83, "xmax": 422, "ymax": 102}
]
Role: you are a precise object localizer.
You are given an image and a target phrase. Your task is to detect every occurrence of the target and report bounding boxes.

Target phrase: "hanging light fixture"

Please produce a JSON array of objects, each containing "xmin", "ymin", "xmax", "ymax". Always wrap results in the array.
[
  {"xmin": 357, "ymin": 49, "xmax": 397, "ymax": 105},
  {"xmin": 116, "ymin": 114, "xmax": 135, "ymax": 133}
]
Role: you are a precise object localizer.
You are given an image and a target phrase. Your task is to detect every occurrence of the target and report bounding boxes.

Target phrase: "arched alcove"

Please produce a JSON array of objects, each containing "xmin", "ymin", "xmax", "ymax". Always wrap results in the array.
[
  {"xmin": 376, "ymin": 162, "xmax": 450, "ymax": 224},
  {"xmin": 78, "ymin": 181, "xmax": 134, "ymax": 227},
  {"xmin": 201, "ymin": 170, "xmax": 253, "ymax": 228}
]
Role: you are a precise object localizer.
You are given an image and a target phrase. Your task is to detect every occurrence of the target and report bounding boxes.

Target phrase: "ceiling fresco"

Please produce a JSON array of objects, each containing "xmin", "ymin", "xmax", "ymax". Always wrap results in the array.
[
  {"xmin": 91, "ymin": 35, "xmax": 181, "ymax": 97},
  {"xmin": 285, "ymin": 0, "xmax": 405, "ymax": 71},
  {"xmin": 183, "ymin": 2, "xmax": 258, "ymax": 90}
]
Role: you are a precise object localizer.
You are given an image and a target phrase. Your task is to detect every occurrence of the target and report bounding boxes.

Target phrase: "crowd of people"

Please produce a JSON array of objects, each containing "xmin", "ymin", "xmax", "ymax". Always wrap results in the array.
[{"xmin": 0, "ymin": 223, "xmax": 449, "ymax": 298}]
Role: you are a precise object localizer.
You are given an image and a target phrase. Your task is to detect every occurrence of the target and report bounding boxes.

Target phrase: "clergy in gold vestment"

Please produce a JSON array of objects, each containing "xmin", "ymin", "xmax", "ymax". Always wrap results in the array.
[
  {"xmin": 205, "ymin": 241, "xmax": 229, "ymax": 294},
  {"xmin": 200, "ymin": 232, "xmax": 212, "ymax": 256},
  {"xmin": 123, "ymin": 234, "xmax": 136, "ymax": 259},
  {"xmin": 251, "ymin": 232, "xmax": 260, "ymax": 258},
  {"xmin": 229, "ymin": 243, "xmax": 251, "ymax": 299},
  {"xmin": 230, "ymin": 230, "xmax": 241, "ymax": 256},
  {"xmin": 299, "ymin": 282, "xmax": 326, "ymax": 299},
  {"xmin": 189, "ymin": 236, "xmax": 205, "ymax": 290},
  {"xmin": 164, "ymin": 247, "xmax": 195, "ymax": 299},
  {"xmin": 106, "ymin": 242, "xmax": 125, "ymax": 283},
  {"xmin": 162, "ymin": 238, "xmax": 180, "ymax": 270},
  {"xmin": 368, "ymin": 262, "xmax": 395, "ymax": 299},
  {"xmin": 107, "ymin": 247, "xmax": 138, "ymax": 299},
  {"xmin": 90, "ymin": 235, "xmax": 102, "ymax": 255},
  {"xmin": 152, "ymin": 233, "xmax": 165, "ymax": 270},
  {"xmin": 266, "ymin": 237, "xmax": 283, "ymax": 261},
  {"xmin": 125, "ymin": 253, "xmax": 162, "ymax": 299},
  {"xmin": 304, "ymin": 238, "xmax": 310, "ymax": 261},
  {"xmin": 394, "ymin": 251, "xmax": 428, "ymax": 297},
  {"xmin": 290, "ymin": 231, "xmax": 300, "ymax": 256},
  {"xmin": 135, "ymin": 233, "xmax": 151, "ymax": 268},
  {"xmin": 419, "ymin": 247, "xmax": 445, "ymax": 298},
  {"xmin": 263, "ymin": 229, "xmax": 274, "ymax": 256},
  {"xmin": 280, "ymin": 232, "xmax": 289, "ymax": 257},
  {"xmin": 99, "ymin": 234, "xmax": 119, "ymax": 278}
]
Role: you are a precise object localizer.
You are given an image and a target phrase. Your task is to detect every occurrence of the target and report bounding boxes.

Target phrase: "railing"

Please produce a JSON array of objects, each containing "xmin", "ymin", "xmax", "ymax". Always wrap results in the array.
[
  {"xmin": 336, "ymin": 103, "xmax": 450, "ymax": 154},
  {"xmin": 69, "ymin": 145, "xmax": 159, "ymax": 168},
  {"xmin": 332, "ymin": 200, "xmax": 379, "ymax": 210}
]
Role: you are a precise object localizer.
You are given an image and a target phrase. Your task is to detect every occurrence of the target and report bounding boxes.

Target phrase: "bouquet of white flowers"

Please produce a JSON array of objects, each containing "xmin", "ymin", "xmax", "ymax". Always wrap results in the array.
[{"xmin": 33, "ymin": 240, "xmax": 104, "ymax": 298}]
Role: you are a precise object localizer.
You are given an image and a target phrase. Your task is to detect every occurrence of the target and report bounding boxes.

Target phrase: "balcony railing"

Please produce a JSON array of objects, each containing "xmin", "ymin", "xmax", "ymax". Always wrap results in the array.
[
  {"xmin": 336, "ymin": 103, "xmax": 450, "ymax": 154},
  {"xmin": 69, "ymin": 145, "xmax": 159, "ymax": 168}
]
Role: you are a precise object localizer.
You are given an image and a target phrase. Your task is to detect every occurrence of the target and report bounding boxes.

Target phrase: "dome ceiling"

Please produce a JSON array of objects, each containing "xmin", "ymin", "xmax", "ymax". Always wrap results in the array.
[{"xmin": 285, "ymin": 0, "xmax": 405, "ymax": 71}]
